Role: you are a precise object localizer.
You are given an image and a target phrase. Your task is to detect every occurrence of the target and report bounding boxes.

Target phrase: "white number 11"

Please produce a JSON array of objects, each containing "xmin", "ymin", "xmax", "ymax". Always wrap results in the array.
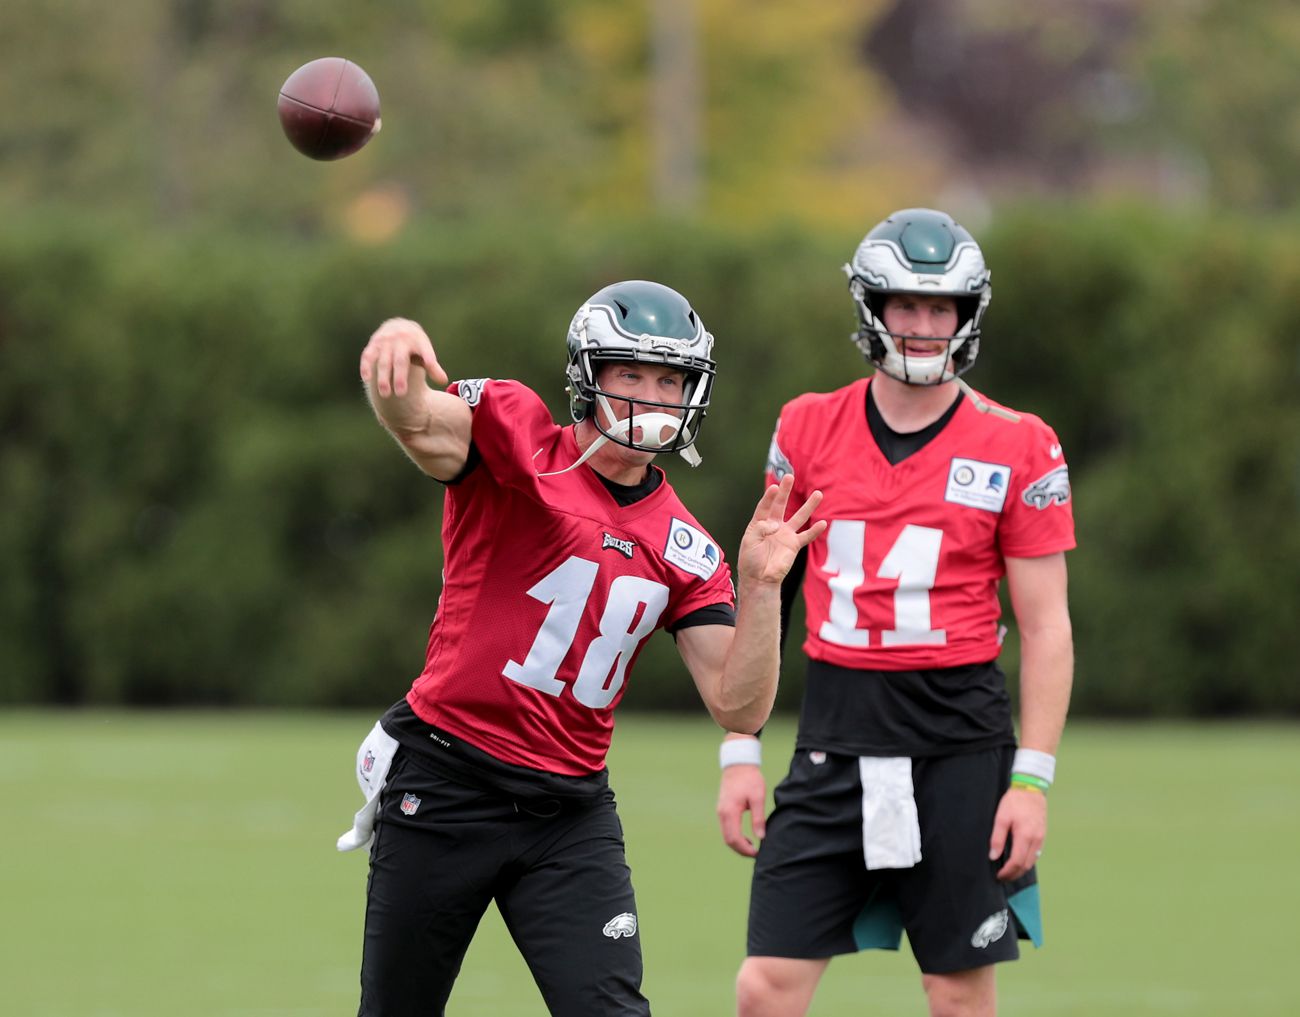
[{"xmin": 817, "ymin": 521, "xmax": 946, "ymax": 649}]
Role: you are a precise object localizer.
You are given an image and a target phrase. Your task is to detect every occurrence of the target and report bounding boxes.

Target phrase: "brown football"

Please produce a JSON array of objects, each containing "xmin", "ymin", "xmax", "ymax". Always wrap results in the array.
[{"xmin": 277, "ymin": 58, "xmax": 381, "ymax": 161}]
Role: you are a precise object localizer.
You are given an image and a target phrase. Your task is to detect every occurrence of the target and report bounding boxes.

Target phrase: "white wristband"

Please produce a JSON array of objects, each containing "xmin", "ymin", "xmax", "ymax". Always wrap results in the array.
[
  {"xmin": 720, "ymin": 738, "xmax": 762, "ymax": 769},
  {"xmin": 1012, "ymin": 748, "xmax": 1056, "ymax": 785}
]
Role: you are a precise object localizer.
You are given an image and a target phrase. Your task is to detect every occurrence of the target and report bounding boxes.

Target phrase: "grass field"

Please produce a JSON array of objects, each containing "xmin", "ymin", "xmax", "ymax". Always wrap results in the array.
[{"xmin": 2, "ymin": 711, "xmax": 1297, "ymax": 1016}]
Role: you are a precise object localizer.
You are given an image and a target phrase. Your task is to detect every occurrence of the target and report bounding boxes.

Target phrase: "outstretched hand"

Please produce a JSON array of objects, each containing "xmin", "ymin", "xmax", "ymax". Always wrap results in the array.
[
  {"xmin": 736, "ymin": 474, "xmax": 826, "ymax": 585},
  {"xmin": 359, "ymin": 317, "xmax": 449, "ymax": 399}
]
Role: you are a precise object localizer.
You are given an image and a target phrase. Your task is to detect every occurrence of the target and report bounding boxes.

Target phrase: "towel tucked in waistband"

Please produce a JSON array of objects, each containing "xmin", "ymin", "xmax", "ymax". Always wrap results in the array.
[
  {"xmin": 859, "ymin": 756, "xmax": 923, "ymax": 870},
  {"xmin": 336, "ymin": 720, "xmax": 399, "ymax": 853}
]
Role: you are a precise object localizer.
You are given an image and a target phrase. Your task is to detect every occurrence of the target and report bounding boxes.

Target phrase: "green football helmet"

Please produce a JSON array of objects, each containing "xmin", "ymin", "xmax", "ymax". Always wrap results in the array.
[
  {"xmin": 565, "ymin": 280, "xmax": 716, "ymax": 464},
  {"xmin": 844, "ymin": 208, "xmax": 992, "ymax": 385}
]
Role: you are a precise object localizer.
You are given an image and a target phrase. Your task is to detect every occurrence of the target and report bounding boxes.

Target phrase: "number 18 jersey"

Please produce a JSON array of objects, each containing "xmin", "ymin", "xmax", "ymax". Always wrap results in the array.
[
  {"xmin": 406, "ymin": 379, "xmax": 735, "ymax": 776},
  {"xmin": 767, "ymin": 376, "xmax": 1075, "ymax": 673}
]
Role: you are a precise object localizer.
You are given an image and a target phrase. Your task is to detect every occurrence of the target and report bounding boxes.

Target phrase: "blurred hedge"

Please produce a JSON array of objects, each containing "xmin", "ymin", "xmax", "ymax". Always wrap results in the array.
[{"xmin": 2, "ymin": 206, "xmax": 1297, "ymax": 715}]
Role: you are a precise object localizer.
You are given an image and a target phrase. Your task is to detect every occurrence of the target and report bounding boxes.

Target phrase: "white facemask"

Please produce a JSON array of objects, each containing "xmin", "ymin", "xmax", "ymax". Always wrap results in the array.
[{"xmin": 538, "ymin": 394, "xmax": 700, "ymax": 477}]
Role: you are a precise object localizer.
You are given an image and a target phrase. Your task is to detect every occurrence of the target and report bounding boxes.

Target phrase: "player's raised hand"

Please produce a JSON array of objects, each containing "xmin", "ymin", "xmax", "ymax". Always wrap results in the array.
[
  {"xmin": 360, "ymin": 317, "xmax": 449, "ymax": 399},
  {"xmin": 736, "ymin": 474, "xmax": 826, "ymax": 585}
]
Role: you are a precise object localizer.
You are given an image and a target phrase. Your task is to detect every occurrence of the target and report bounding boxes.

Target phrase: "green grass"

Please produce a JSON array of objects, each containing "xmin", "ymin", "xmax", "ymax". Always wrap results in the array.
[{"xmin": 2, "ymin": 712, "xmax": 1297, "ymax": 1016}]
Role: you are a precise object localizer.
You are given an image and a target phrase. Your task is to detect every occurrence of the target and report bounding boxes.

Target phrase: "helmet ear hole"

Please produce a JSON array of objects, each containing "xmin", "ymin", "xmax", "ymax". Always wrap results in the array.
[{"xmin": 954, "ymin": 296, "xmax": 979, "ymax": 332}]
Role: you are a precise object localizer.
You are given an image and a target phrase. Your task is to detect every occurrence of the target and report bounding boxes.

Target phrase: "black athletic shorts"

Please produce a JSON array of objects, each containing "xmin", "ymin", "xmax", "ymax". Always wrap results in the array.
[
  {"xmin": 747, "ymin": 745, "xmax": 1042, "ymax": 975},
  {"xmin": 358, "ymin": 747, "xmax": 649, "ymax": 1016}
]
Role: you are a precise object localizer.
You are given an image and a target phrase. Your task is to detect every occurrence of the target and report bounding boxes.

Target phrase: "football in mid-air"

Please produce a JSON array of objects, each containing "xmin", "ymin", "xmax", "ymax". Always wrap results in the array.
[{"xmin": 277, "ymin": 58, "xmax": 381, "ymax": 161}]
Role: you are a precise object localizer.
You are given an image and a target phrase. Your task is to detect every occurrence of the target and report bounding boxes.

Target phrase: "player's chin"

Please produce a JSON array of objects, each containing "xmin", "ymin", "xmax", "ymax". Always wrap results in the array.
[{"xmin": 619, "ymin": 445, "xmax": 658, "ymax": 467}]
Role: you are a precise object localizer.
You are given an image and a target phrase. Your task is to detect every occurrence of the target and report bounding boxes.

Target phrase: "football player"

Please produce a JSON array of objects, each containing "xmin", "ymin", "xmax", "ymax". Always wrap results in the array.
[
  {"xmin": 340, "ymin": 280, "xmax": 825, "ymax": 1017},
  {"xmin": 716, "ymin": 210, "xmax": 1075, "ymax": 1017}
]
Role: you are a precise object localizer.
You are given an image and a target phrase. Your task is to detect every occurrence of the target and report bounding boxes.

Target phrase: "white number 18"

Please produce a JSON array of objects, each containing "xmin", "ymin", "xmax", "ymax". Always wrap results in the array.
[{"xmin": 503, "ymin": 556, "xmax": 670, "ymax": 709}]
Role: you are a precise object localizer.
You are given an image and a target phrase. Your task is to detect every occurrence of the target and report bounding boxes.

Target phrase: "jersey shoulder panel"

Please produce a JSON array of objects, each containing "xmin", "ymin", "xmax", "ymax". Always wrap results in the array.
[
  {"xmin": 451, "ymin": 378, "xmax": 552, "ymax": 436},
  {"xmin": 768, "ymin": 378, "xmax": 868, "ymax": 479},
  {"xmin": 952, "ymin": 389, "xmax": 1075, "ymax": 557},
  {"xmin": 448, "ymin": 378, "xmax": 563, "ymax": 488}
]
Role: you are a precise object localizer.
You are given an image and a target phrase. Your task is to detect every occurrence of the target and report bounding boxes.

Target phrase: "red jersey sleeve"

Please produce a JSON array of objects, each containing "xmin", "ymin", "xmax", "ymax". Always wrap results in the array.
[
  {"xmin": 998, "ymin": 416, "xmax": 1076, "ymax": 558},
  {"xmin": 448, "ymin": 378, "xmax": 557, "ymax": 491}
]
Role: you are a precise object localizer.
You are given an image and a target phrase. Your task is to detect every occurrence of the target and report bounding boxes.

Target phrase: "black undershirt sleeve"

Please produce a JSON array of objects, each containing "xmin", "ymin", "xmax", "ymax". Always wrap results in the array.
[
  {"xmin": 780, "ymin": 546, "xmax": 808, "ymax": 657},
  {"xmin": 667, "ymin": 602, "xmax": 736, "ymax": 634}
]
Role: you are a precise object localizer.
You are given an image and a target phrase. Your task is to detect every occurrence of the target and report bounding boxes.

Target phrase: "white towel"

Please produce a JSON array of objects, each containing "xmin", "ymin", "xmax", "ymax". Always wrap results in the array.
[
  {"xmin": 336, "ymin": 721, "xmax": 400, "ymax": 853},
  {"xmin": 859, "ymin": 756, "xmax": 923, "ymax": 870}
]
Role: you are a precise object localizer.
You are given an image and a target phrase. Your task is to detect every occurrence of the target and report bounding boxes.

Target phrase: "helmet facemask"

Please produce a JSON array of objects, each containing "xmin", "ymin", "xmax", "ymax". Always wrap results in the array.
[{"xmin": 848, "ymin": 279, "xmax": 986, "ymax": 386}]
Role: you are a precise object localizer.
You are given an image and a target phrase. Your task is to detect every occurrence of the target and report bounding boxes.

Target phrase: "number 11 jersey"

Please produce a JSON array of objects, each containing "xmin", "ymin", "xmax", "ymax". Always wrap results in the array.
[{"xmin": 767, "ymin": 376, "xmax": 1075, "ymax": 673}]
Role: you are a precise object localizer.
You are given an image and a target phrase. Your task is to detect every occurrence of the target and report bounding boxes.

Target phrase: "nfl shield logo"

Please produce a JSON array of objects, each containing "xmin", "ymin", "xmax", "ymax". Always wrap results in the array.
[
  {"xmin": 400, "ymin": 793, "xmax": 422, "ymax": 816},
  {"xmin": 362, "ymin": 750, "xmax": 375, "ymax": 774}
]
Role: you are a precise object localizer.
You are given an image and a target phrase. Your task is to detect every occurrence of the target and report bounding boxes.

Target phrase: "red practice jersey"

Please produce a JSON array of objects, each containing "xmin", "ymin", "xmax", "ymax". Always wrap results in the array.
[
  {"xmin": 768, "ymin": 376, "xmax": 1075, "ymax": 672},
  {"xmin": 407, "ymin": 379, "xmax": 735, "ymax": 775}
]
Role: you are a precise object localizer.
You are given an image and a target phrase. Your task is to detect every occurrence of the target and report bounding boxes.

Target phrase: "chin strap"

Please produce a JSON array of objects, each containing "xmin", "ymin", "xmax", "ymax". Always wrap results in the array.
[{"xmin": 538, "ymin": 395, "xmax": 701, "ymax": 477}]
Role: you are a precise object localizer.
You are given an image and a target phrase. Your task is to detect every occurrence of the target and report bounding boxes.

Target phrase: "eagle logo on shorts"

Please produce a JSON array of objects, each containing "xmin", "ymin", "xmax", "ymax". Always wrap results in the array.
[
  {"xmin": 970, "ymin": 908, "xmax": 1009, "ymax": 948},
  {"xmin": 602, "ymin": 912, "xmax": 638, "ymax": 939}
]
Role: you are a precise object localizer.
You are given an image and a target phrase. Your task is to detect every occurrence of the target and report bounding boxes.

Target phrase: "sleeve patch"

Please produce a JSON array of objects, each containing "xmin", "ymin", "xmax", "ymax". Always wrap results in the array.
[
  {"xmin": 1021, "ymin": 465, "xmax": 1071, "ymax": 510},
  {"xmin": 456, "ymin": 378, "xmax": 489, "ymax": 407},
  {"xmin": 664, "ymin": 517, "xmax": 721, "ymax": 581},
  {"xmin": 766, "ymin": 423, "xmax": 793, "ymax": 481}
]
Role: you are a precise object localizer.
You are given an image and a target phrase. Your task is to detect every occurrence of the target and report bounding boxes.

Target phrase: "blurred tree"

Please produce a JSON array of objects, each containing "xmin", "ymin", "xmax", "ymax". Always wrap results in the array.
[
  {"xmin": 1135, "ymin": 0, "xmax": 1300, "ymax": 210},
  {"xmin": 0, "ymin": 1, "xmax": 904, "ymax": 234},
  {"xmin": 863, "ymin": 0, "xmax": 1148, "ymax": 202}
]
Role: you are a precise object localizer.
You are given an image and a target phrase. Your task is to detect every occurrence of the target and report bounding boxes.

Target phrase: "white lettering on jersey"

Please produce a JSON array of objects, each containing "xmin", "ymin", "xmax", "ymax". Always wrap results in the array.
[
  {"xmin": 664, "ymin": 518, "xmax": 720, "ymax": 581},
  {"xmin": 602, "ymin": 532, "xmax": 636, "ymax": 559},
  {"xmin": 944, "ymin": 457, "xmax": 1012, "ymax": 513}
]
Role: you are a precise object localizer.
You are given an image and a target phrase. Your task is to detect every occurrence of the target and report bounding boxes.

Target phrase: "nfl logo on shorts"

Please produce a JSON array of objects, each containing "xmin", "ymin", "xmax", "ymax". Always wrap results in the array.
[{"xmin": 400, "ymin": 793, "xmax": 422, "ymax": 816}]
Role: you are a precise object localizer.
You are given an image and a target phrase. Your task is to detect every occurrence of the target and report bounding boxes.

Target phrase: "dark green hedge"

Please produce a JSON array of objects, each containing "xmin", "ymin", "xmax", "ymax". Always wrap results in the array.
[{"xmin": 2, "ymin": 207, "xmax": 1297, "ymax": 715}]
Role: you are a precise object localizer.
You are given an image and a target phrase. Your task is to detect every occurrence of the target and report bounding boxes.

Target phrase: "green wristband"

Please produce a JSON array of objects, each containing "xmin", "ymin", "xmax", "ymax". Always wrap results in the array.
[{"xmin": 1010, "ymin": 772, "xmax": 1050, "ymax": 793}]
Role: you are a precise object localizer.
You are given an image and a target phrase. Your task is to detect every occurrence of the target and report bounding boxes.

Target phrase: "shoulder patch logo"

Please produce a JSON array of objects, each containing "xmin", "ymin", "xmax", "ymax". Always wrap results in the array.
[
  {"xmin": 602, "ymin": 532, "xmax": 636, "ymax": 559},
  {"xmin": 971, "ymin": 908, "xmax": 1009, "ymax": 948},
  {"xmin": 456, "ymin": 378, "xmax": 489, "ymax": 407},
  {"xmin": 664, "ymin": 517, "xmax": 720, "ymax": 581},
  {"xmin": 766, "ymin": 424, "xmax": 793, "ymax": 482},
  {"xmin": 603, "ymin": 912, "xmax": 638, "ymax": 939},
  {"xmin": 1022, "ymin": 465, "xmax": 1071, "ymax": 510},
  {"xmin": 945, "ymin": 457, "xmax": 1012, "ymax": 513}
]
